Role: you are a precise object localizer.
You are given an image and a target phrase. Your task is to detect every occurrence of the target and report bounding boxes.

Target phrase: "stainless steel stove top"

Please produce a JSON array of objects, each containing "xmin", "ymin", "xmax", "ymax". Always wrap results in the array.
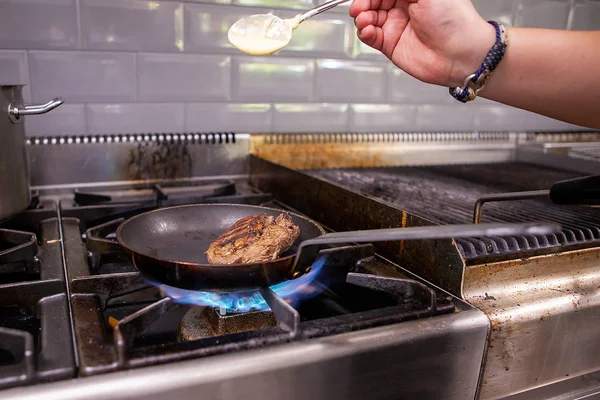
[
  {"xmin": 0, "ymin": 176, "xmax": 489, "ymax": 400},
  {"xmin": 2, "ymin": 130, "xmax": 600, "ymax": 400}
]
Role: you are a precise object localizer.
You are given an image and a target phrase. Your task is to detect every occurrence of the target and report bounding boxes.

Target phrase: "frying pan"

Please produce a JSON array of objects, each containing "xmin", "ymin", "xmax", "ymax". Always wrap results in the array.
[{"xmin": 116, "ymin": 203, "xmax": 560, "ymax": 292}]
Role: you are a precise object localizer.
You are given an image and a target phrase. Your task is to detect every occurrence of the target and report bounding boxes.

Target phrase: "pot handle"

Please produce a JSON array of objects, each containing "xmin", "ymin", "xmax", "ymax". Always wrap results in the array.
[{"xmin": 8, "ymin": 98, "xmax": 64, "ymax": 123}]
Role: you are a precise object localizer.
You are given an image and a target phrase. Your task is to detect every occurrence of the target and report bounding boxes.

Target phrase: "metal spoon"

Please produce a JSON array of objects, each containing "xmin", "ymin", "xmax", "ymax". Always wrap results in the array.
[{"xmin": 228, "ymin": 0, "xmax": 351, "ymax": 55}]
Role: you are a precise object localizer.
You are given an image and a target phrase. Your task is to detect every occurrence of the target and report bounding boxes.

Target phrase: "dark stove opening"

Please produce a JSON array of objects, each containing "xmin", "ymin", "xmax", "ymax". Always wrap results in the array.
[
  {"xmin": 0, "ymin": 305, "xmax": 40, "ymax": 352},
  {"xmin": 89, "ymin": 253, "xmax": 136, "ymax": 275},
  {"xmin": 296, "ymin": 282, "xmax": 419, "ymax": 321},
  {"xmin": 0, "ymin": 349, "xmax": 17, "ymax": 366},
  {"xmin": 0, "ymin": 267, "xmax": 41, "ymax": 285},
  {"xmin": 104, "ymin": 301, "xmax": 190, "ymax": 347}
]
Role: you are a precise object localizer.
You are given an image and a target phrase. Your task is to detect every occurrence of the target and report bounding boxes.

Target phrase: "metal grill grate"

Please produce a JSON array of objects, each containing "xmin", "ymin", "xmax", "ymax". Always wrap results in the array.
[
  {"xmin": 569, "ymin": 147, "xmax": 600, "ymax": 162},
  {"xmin": 307, "ymin": 163, "xmax": 600, "ymax": 263}
]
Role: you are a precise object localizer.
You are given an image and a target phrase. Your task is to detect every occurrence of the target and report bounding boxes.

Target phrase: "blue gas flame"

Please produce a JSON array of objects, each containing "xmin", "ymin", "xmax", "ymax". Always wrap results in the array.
[{"xmin": 153, "ymin": 256, "xmax": 327, "ymax": 313}]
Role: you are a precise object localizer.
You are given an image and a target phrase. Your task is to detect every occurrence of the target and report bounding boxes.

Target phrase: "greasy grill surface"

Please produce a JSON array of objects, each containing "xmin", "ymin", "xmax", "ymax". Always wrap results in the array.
[{"xmin": 307, "ymin": 163, "xmax": 600, "ymax": 262}]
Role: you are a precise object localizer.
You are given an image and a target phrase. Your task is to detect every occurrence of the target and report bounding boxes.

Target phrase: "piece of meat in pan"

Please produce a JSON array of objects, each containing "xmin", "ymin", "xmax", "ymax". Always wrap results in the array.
[{"xmin": 205, "ymin": 213, "xmax": 300, "ymax": 264}]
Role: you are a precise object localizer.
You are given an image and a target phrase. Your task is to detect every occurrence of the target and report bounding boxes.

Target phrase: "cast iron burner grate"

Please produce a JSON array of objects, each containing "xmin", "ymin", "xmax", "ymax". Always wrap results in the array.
[
  {"xmin": 0, "ymin": 207, "xmax": 75, "ymax": 389},
  {"xmin": 0, "ymin": 229, "xmax": 39, "ymax": 283},
  {"xmin": 68, "ymin": 247, "xmax": 454, "ymax": 376},
  {"xmin": 59, "ymin": 181, "xmax": 455, "ymax": 376},
  {"xmin": 73, "ymin": 180, "xmax": 237, "ymax": 207},
  {"xmin": 307, "ymin": 163, "xmax": 600, "ymax": 263}
]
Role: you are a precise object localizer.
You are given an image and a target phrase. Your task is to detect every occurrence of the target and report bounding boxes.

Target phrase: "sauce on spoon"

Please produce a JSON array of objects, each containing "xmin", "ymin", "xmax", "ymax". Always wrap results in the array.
[{"xmin": 228, "ymin": 13, "xmax": 301, "ymax": 55}]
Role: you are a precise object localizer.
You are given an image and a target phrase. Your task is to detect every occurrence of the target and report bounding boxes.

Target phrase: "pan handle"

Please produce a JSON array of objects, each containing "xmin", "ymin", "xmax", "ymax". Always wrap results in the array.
[
  {"xmin": 291, "ymin": 222, "xmax": 562, "ymax": 273},
  {"xmin": 473, "ymin": 175, "xmax": 600, "ymax": 223},
  {"xmin": 549, "ymin": 175, "xmax": 600, "ymax": 205}
]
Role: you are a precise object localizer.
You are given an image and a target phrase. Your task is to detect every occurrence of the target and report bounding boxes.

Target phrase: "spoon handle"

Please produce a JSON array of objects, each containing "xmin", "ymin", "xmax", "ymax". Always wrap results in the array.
[{"xmin": 299, "ymin": 0, "xmax": 351, "ymax": 22}]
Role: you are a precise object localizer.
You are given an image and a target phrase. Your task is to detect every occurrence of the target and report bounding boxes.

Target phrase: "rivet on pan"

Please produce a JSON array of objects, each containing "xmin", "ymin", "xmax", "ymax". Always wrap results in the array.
[
  {"xmin": 291, "ymin": 271, "xmax": 301, "ymax": 279},
  {"xmin": 305, "ymin": 266, "xmax": 312, "ymax": 273}
]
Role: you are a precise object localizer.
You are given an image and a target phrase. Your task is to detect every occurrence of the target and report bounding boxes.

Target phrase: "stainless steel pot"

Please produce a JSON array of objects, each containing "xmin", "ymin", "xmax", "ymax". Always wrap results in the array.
[{"xmin": 0, "ymin": 85, "xmax": 63, "ymax": 220}]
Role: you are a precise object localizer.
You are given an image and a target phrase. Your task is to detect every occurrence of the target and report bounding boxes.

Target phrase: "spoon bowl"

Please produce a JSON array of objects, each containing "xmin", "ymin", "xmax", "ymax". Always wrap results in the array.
[
  {"xmin": 227, "ymin": 0, "xmax": 350, "ymax": 55},
  {"xmin": 228, "ymin": 14, "xmax": 297, "ymax": 55}
]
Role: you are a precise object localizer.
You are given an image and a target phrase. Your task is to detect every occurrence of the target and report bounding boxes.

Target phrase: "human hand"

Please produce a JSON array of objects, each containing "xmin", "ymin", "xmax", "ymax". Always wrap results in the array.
[{"xmin": 349, "ymin": 0, "xmax": 496, "ymax": 87}]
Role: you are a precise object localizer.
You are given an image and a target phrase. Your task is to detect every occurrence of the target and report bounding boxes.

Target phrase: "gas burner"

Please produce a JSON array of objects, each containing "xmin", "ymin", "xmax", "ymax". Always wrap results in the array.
[
  {"xmin": 179, "ymin": 307, "xmax": 277, "ymax": 341},
  {"xmin": 151, "ymin": 254, "xmax": 329, "ymax": 314}
]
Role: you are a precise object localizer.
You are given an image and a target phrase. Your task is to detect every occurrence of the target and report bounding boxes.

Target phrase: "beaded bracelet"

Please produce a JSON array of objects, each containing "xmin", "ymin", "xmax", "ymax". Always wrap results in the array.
[{"xmin": 449, "ymin": 21, "xmax": 509, "ymax": 103}]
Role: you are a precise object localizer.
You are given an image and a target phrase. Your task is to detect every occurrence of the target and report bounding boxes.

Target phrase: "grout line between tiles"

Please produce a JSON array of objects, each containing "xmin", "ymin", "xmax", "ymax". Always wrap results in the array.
[
  {"xmin": 75, "ymin": 0, "xmax": 83, "ymax": 50},
  {"xmin": 514, "ymin": 0, "xmax": 524, "ymax": 27},
  {"xmin": 183, "ymin": 101, "xmax": 188, "ymax": 131},
  {"xmin": 84, "ymin": 102, "xmax": 90, "ymax": 135},
  {"xmin": 133, "ymin": 53, "xmax": 139, "ymax": 102},
  {"xmin": 566, "ymin": 0, "xmax": 576, "ymax": 29}
]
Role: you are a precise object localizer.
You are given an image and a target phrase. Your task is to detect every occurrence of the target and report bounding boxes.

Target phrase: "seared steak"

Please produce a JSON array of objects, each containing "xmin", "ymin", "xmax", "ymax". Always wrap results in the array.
[{"xmin": 206, "ymin": 213, "xmax": 300, "ymax": 264}]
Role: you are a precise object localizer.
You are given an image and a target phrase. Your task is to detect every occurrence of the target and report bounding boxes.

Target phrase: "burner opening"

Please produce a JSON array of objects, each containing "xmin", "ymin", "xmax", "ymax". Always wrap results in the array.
[
  {"xmin": 88, "ymin": 253, "xmax": 135, "ymax": 275},
  {"xmin": 296, "ymin": 282, "xmax": 415, "ymax": 320},
  {"xmin": 0, "ymin": 265, "xmax": 40, "ymax": 284},
  {"xmin": 179, "ymin": 307, "xmax": 277, "ymax": 341},
  {"xmin": 0, "ymin": 306, "xmax": 40, "ymax": 350},
  {"xmin": 0, "ymin": 348, "xmax": 17, "ymax": 366}
]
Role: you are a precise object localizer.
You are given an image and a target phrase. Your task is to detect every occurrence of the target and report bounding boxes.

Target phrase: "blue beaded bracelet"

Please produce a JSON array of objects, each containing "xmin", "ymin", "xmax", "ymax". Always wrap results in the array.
[{"xmin": 449, "ymin": 21, "xmax": 509, "ymax": 103}]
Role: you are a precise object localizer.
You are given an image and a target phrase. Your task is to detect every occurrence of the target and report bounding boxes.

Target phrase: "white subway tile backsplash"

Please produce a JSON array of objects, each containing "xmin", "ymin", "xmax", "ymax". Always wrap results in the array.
[
  {"xmin": 0, "ymin": 0, "xmax": 591, "ymax": 135},
  {"xmin": 273, "ymin": 103, "xmax": 349, "ymax": 132},
  {"xmin": 186, "ymin": 103, "xmax": 272, "ymax": 132},
  {"xmin": 233, "ymin": 0, "xmax": 313, "ymax": 10},
  {"xmin": 350, "ymin": 104, "xmax": 418, "ymax": 132},
  {"xmin": 0, "ymin": 50, "xmax": 28, "ymax": 85},
  {"xmin": 0, "ymin": 0, "xmax": 78, "ymax": 50},
  {"xmin": 570, "ymin": 0, "xmax": 600, "ymax": 30},
  {"xmin": 232, "ymin": 56, "xmax": 314, "ymax": 101},
  {"xmin": 25, "ymin": 104, "xmax": 86, "ymax": 136},
  {"xmin": 517, "ymin": 0, "xmax": 570, "ymax": 29},
  {"xmin": 351, "ymin": 32, "xmax": 388, "ymax": 60},
  {"xmin": 276, "ymin": 12, "xmax": 353, "ymax": 58},
  {"xmin": 315, "ymin": 59, "xmax": 386, "ymax": 102},
  {"xmin": 472, "ymin": 0, "xmax": 518, "ymax": 26},
  {"xmin": 29, "ymin": 51, "xmax": 136, "ymax": 103},
  {"xmin": 388, "ymin": 67, "xmax": 453, "ymax": 104},
  {"xmin": 416, "ymin": 104, "xmax": 477, "ymax": 132},
  {"xmin": 138, "ymin": 53, "xmax": 230, "ymax": 101},
  {"xmin": 185, "ymin": 4, "xmax": 272, "ymax": 53},
  {"xmin": 87, "ymin": 103, "xmax": 185, "ymax": 134},
  {"xmin": 522, "ymin": 111, "xmax": 587, "ymax": 131},
  {"xmin": 474, "ymin": 104, "xmax": 528, "ymax": 132},
  {"xmin": 81, "ymin": 0, "xmax": 183, "ymax": 52}
]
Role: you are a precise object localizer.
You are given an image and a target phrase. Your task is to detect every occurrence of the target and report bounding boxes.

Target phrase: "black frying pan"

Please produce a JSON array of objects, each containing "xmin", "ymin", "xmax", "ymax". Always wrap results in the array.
[{"xmin": 116, "ymin": 203, "xmax": 561, "ymax": 292}]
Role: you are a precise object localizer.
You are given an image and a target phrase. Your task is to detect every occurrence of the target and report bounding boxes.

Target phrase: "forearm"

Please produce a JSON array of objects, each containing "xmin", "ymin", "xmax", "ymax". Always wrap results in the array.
[{"xmin": 479, "ymin": 28, "xmax": 600, "ymax": 129}]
